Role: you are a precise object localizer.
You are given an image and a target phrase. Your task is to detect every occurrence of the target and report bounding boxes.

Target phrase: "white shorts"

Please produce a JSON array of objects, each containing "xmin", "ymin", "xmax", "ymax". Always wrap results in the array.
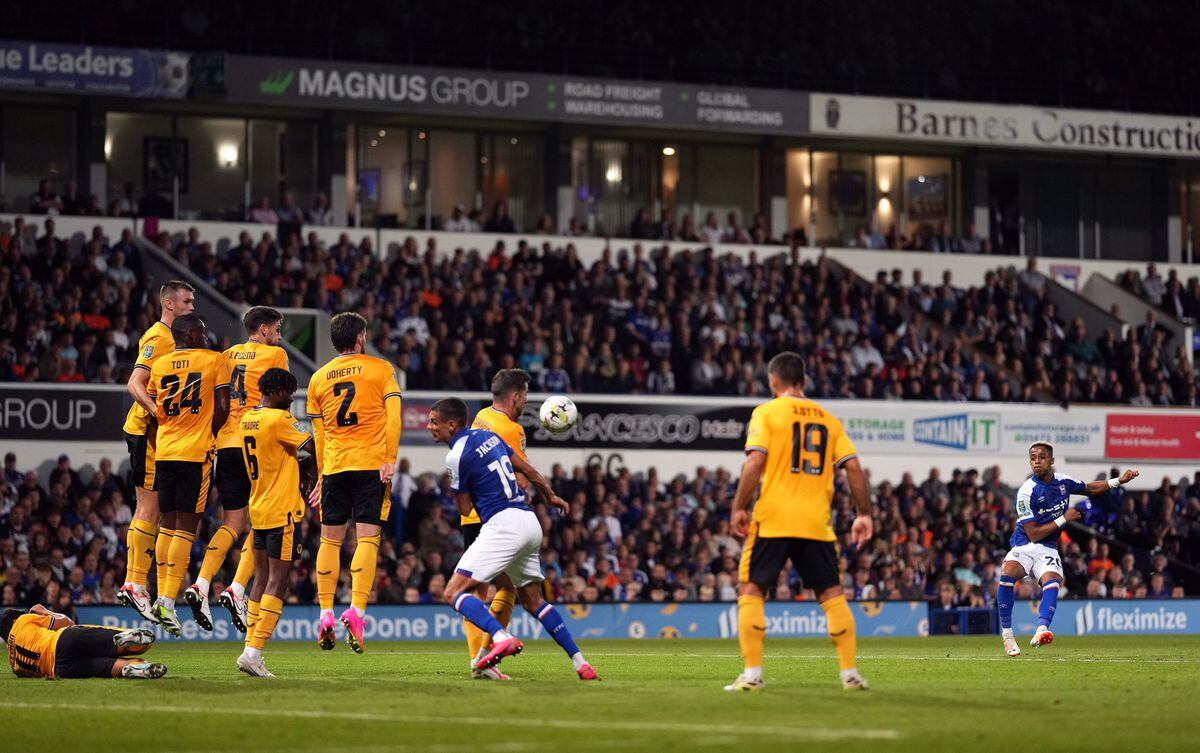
[
  {"xmin": 1003, "ymin": 542, "xmax": 1063, "ymax": 582},
  {"xmin": 455, "ymin": 507, "xmax": 544, "ymax": 587}
]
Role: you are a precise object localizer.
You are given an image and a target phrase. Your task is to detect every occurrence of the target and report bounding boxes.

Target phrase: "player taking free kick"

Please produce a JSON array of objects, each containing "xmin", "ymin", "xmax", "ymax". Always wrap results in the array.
[
  {"xmin": 428, "ymin": 398, "xmax": 598, "ymax": 681},
  {"xmin": 307, "ymin": 312, "xmax": 402, "ymax": 653},
  {"xmin": 998, "ymin": 441, "xmax": 1138, "ymax": 657},
  {"xmin": 726, "ymin": 352, "xmax": 873, "ymax": 692}
]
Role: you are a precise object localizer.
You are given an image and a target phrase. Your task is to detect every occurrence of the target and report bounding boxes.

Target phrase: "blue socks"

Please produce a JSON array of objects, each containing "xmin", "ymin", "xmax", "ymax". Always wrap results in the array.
[
  {"xmin": 998, "ymin": 575, "xmax": 1016, "ymax": 631},
  {"xmin": 453, "ymin": 593, "xmax": 505, "ymax": 640},
  {"xmin": 1038, "ymin": 579, "xmax": 1061, "ymax": 628},
  {"xmin": 536, "ymin": 602, "xmax": 581, "ymax": 658}
]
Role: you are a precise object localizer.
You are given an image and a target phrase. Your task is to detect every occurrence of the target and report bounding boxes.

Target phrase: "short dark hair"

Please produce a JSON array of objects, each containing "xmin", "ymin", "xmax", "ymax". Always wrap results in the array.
[
  {"xmin": 430, "ymin": 397, "xmax": 468, "ymax": 427},
  {"xmin": 259, "ymin": 367, "xmax": 297, "ymax": 398},
  {"xmin": 1029, "ymin": 441, "xmax": 1054, "ymax": 456},
  {"xmin": 330, "ymin": 312, "xmax": 367, "ymax": 353},
  {"xmin": 170, "ymin": 313, "xmax": 203, "ymax": 345},
  {"xmin": 0, "ymin": 608, "xmax": 23, "ymax": 642},
  {"xmin": 491, "ymin": 368, "xmax": 531, "ymax": 399},
  {"xmin": 243, "ymin": 306, "xmax": 283, "ymax": 335},
  {"xmin": 768, "ymin": 351, "xmax": 806, "ymax": 387},
  {"xmin": 159, "ymin": 280, "xmax": 194, "ymax": 302}
]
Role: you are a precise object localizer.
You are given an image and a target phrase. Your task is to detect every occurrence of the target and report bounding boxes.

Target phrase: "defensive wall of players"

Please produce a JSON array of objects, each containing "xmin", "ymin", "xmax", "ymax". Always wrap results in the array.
[{"xmin": 74, "ymin": 598, "xmax": 1199, "ymax": 640}]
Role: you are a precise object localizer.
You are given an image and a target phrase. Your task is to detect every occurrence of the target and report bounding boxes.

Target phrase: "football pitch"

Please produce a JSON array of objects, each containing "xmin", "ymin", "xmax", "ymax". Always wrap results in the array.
[{"xmin": 2, "ymin": 636, "xmax": 1197, "ymax": 752}]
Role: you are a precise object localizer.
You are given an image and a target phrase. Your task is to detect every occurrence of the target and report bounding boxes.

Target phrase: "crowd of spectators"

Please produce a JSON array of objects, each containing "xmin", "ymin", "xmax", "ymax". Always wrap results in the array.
[
  {"xmin": 150, "ymin": 224, "xmax": 1200, "ymax": 405},
  {"xmin": 2, "ymin": 450, "xmax": 1193, "ymax": 616},
  {"xmin": 1118, "ymin": 262, "xmax": 1200, "ymax": 324},
  {"xmin": 0, "ymin": 216, "xmax": 152, "ymax": 383}
]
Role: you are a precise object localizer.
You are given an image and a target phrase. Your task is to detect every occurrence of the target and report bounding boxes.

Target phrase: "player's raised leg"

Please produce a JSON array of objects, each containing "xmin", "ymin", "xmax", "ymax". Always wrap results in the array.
[
  {"xmin": 998, "ymin": 558, "xmax": 1024, "ymax": 656},
  {"xmin": 218, "ymin": 535, "xmax": 254, "ymax": 632},
  {"xmin": 342, "ymin": 520, "xmax": 382, "ymax": 653},
  {"xmin": 316, "ymin": 527, "xmax": 342, "ymax": 650},
  {"xmin": 1031, "ymin": 570, "xmax": 1062, "ymax": 648}
]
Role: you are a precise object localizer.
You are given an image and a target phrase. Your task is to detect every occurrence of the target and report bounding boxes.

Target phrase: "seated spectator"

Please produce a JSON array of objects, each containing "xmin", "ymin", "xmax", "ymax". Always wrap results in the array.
[
  {"xmin": 307, "ymin": 192, "xmax": 335, "ymax": 226},
  {"xmin": 29, "ymin": 179, "xmax": 63, "ymax": 215},
  {"xmin": 484, "ymin": 200, "xmax": 515, "ymax": 233},
  {"xmin": 250, "ymin": 196, "xmax": 278, "ymax": 224}
]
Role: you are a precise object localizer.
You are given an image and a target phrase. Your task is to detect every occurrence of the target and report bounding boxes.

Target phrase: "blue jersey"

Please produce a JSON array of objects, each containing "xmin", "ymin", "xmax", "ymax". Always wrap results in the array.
[
  {"xmin": 1009, "ymin": 473, "xmax": 1087, "ymax": 550},
  {"xmin": 444, "ymin": 428, "xmax": 528, "ymax": 523}
]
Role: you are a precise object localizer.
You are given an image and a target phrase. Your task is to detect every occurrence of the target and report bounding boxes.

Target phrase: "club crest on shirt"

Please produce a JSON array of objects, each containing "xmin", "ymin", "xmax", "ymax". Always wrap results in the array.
[
  {"xmin": 142, "ymin": 344, "xmax": 154, "ymax": 359},
  {"xmin": 1059, "ymin": 485, "xmax": 1066, "ymax": 495},
  {"xmin": 292, "ymin": 421, "xmax": 304, "ymax": 433}
]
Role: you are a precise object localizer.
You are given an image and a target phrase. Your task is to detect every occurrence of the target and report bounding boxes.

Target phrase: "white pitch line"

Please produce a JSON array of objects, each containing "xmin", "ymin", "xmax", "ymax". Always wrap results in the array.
[
  {"xmin": 357, "ymin": 650, "xmax": 1196, "ymax": 664},
  {"xmin": 0, "ymin": 702, "xmax": 900, "ymax": 742}
]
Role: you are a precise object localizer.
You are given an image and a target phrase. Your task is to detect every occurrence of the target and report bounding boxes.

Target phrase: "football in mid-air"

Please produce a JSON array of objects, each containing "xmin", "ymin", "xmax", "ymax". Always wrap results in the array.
[{"xmin": 539, "ymin": 395, "xmax": 578, "ymax": 434}]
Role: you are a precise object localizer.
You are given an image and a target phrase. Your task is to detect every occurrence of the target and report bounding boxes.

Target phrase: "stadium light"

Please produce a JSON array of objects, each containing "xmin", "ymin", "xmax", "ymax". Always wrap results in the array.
[
  {"xmin": 218, "ymin": 142, "xmax": 239, "ymax": 168},
  {"xmin": 662, "ymin": 146, "xmax": 676, "ymax": 156},
  {"xmin": 605, "ymin": 163, "xmax": 622, "ymax": 183}
]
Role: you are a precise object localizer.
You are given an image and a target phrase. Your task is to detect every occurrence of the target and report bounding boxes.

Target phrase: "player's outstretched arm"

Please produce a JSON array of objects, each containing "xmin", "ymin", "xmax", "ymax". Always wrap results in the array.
[
  {"xmin": 509, "ymin": 453, "xmax": 568, "ymax": 512},
  {"xmin": 381, "ymin": 392, "xmax": 401, "ymax": 483},
  {"xmin": 842, "ymin": 457, "xmax": 874, "ymax": 548},
  {"xmin": 730, "ymin": 450, "xmax": 767, "ymax": 538},
  {"xmin": 1083, "ymin": 469, "xmax": 1139, "ymax": 495}
]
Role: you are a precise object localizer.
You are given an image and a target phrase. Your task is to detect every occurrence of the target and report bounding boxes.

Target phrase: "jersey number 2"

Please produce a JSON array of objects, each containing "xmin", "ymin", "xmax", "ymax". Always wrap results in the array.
[
  {"xmin": 790, "ymin": 422, "xmax": 828, "ymax": 475},
  {"xmin": 487, "ymin": 456, "xmax": 519, "ymax": 497},
  {"xmin": 333, "ymin": 382, "xmax": 359, "ymax": 427}
]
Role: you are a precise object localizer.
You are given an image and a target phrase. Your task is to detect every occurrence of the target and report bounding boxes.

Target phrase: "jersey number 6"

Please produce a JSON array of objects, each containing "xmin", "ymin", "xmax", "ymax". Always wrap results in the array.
[{"xmin": 790, "ymin": 421, "xmax": 828, "ymax": 475}]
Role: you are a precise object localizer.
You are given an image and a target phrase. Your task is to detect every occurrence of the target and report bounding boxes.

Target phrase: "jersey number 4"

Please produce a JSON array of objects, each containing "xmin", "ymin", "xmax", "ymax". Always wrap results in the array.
[
  {"xmin": 790, "ymin": 421, "xmax": 828, "ymax": 475},
  {"xmin": 161, "ymin": 372, "xmax": 203, "ymax": 416},
  {"xmin": 487, "ymin": 456, "xmax": 519, "ymax": 498},
  {"xmin": 333, "ymin": 382, "xmax": 359, "ymax": 427}
]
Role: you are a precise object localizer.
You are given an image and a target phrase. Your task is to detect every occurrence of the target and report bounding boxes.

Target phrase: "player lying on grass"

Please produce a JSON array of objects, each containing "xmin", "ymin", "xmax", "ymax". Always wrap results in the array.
[
  {"xmin": 2, "ymin": 604, "xmax": 166, "ymax": 679},
  {"xmin": 428, "ymin": 398, "xmax": 598, "ymax": 680},
  {"xmin": 999, "ymin": 441, "xmax": 1139, "ymax": 657},
  {"xmin": 236, "ymin": 367, "xmax": 317, "ymax": 677}
]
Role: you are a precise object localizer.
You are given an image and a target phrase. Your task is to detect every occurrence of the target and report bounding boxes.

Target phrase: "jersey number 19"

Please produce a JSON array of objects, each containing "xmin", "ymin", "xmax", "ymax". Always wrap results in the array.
[
  {"xmin": 487, "ymin": 456, "xmax": 519, "ymax": 497},
  {"xmin": 790, "ymin": 421, "xmax": 828, "ymax": 475}
]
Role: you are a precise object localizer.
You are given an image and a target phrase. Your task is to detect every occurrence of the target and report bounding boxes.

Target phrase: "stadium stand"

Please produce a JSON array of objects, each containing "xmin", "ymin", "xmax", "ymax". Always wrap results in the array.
[{"xmin": 6, "ymin": 214, "xmax": 1197, "ymax": 406}]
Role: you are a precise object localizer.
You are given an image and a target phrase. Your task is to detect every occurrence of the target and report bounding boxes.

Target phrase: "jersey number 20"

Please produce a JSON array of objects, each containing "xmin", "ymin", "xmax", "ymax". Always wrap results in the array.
[{"xmin": 790, "ymin": 421, "xmax": 828, "ymax": 475}]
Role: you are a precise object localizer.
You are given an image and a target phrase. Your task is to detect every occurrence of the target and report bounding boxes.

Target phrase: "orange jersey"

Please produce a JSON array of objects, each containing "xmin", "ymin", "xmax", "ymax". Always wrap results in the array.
[
  {"xmin": 305, "ymin": 354, "xmax": 401, "ymax": 474},
  {"xmin": 147, "ymin": 348, "xmax": 231, "ymax": 462},
  {"xmin": 463, "ymin": 405, "xmax": 529, "ymax": 524},
  {"xmin": 240, "ymin": 407, "xmax": 312, "ymax": 529},
  {"xmin": 6, "ymin": 613, "xmax": 63, "ymax": 678},
  {"xmin": 121, "ymin": 321, "xmax": 174, "ymax": 436},
  {"xmin": 743, "ymin": 395, "xmax": 857, "ymax": 540},
  {"xmin": 216, "ymin": 341, "xmax": 289, "ymax": 450}
]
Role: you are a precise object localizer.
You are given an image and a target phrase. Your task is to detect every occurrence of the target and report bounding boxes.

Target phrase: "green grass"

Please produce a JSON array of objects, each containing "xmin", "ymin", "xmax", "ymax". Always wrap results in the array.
[{"xmin": 2, "ymin": 636, "xmax": 1197, "ymax": 752}]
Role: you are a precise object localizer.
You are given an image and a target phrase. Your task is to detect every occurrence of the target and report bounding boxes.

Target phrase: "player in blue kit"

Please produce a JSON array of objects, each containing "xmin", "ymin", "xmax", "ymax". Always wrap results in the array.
[
  {"xmin": 427, "ymin": 397, "xmax": 599, "ymax": 681},
  {"xmin": 998, "ymin": 441, "xmax": 1139, "ymax": 657}
]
